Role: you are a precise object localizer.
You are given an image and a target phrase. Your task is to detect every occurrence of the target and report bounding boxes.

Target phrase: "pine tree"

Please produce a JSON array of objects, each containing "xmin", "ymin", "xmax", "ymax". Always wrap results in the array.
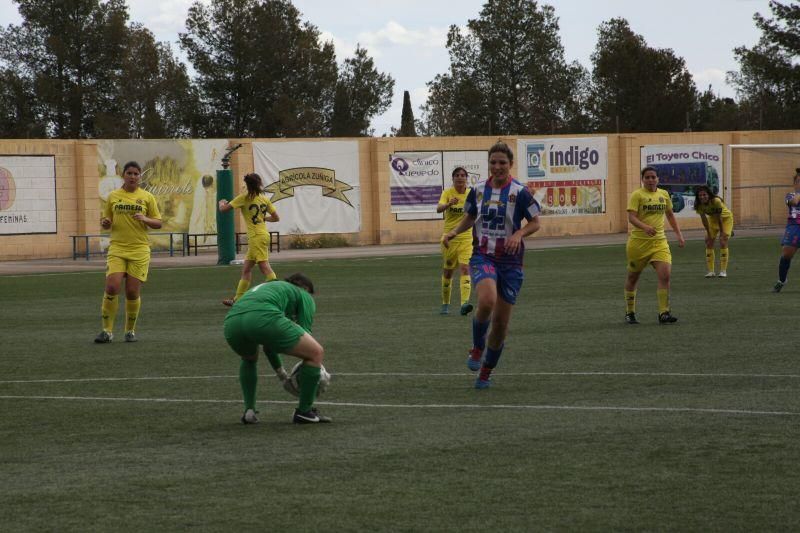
[{"xmin": 398, "ymin": 91, "xmax": 416, "ymax": 136}]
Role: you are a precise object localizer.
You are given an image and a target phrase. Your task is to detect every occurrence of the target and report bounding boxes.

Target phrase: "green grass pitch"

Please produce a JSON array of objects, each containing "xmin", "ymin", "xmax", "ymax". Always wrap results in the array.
[{"xmin": 1, "ymin": 236, "xmax": 798, "ymax": 531}]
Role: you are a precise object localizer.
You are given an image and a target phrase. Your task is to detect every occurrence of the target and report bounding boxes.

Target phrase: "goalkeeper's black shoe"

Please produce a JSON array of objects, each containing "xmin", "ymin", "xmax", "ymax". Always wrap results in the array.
[
  {"xmin": 658, "ymin": 311, "xmax": 678, "ymax": 324},
  {"xmin": 773, "ymin": 281, "xmax": 785, "ymax": 293},
  {"xmin": 625, "ymin": 312, "xmax": 639, "ymax": 325},
  {"xmin": 293, "ymin": 408, "xmax": 332, "ymax": 424}
]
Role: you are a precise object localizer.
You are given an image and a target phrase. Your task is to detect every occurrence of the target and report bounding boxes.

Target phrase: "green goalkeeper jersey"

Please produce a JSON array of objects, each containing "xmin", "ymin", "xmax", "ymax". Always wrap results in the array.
[{"xmin": 226, "ymin": 280, "xmax": 315, "ymax": 333}]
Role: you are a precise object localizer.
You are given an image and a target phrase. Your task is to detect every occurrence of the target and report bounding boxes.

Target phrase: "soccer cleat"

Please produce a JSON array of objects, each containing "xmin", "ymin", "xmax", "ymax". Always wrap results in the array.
[
  {"xmin": 241, "ymin": 409, "xmax": 259, "ymax": 424},
  {"xmin": 467, "ymin": 347, "xmax": 482, "ymax": 371},
  {"xmin": 124, "ymin": 331, "xmax": 137, "ymax": 343},
  {"xmin": 474, "ymin": 376, "xmax": 491, "ymax": 389},
  {"xmin": 773, "ymin": 281, "xmax": 784, "ymax": 293},
  {"xmin": 293, "ymin": 407, "xmax": 332, "ymax": 424},
  {"xmin": 222, "ymin": 298, "xmax": 235, "ymax": 307},
  {"xmin": 459, "ymin": 302, "xmax": 474, "ymax": 316},
  {"xmin": 94, "ymin": 331, "xmax": 113, "ymax": 343},
  {"xmin": 625, "ymin": 312, "xmax": 639, "ymax": 325},
  {"xmin": 705, "ymin": 271, "xmax": 716, "ymax": 278},
  {"xmin": 439, "ymin": 304, "xmax": 449, "ymax": 315},
  {"xmin": 718, "ymin": 271, "xmax": 727, "ymax": 278},
  {"xmin": 658, "ymin": 311, "xmax": 678, "ymax": 324}
]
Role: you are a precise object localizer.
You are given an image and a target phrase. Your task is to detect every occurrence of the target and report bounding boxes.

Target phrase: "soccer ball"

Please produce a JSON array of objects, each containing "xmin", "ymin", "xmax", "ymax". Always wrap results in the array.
[{"xmin": 284, "ymin": 362, "xmax": 331, "ymax": 398}]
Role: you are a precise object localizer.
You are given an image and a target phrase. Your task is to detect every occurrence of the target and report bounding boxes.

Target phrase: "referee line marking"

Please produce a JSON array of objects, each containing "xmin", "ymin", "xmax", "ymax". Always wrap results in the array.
[
  {"xmin": 0, "ymin": 395, "xmax": 796, "ymax": 417},
  {"xmin": 1, "ymin": 371, "xmax": 799, "ymax": 384}
]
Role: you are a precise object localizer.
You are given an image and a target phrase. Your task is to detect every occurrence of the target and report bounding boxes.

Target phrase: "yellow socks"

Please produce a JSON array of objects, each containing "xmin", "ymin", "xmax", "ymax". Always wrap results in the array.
[
  {"xmin": 125, "ymin": 297, "xmax": 141, "ymax": 333},
  {"xmin": 266, "ymin": 271, "xmax": 277, "ymax": 281},
  {"xmin": 624, "ymin": 290, "xmax": 636, "ymax": 313},
  {"xmin": 234, "ymin": 279, "xmax": 251, "ymax": 301},
  {"xmin": 460, "ymin": 276, "xmax": 471, "ymax": 305},
  {"xmin": 441, "ymin": 277, "xmax": 452, "ymax": 305},
  {"xmin": 720, "ymin": 248, "xmax": 729, "ymax": 271},
  {"xmin": 657, "ymin": 289, "xmax": 670, "ymax": 314},
  {"xmin": 101, "ymin": 292, "xmax": 118, "ymax": 333},
  {"xmin": 705, "ymin": 249, "xmax": 715, "ymax": 272}
]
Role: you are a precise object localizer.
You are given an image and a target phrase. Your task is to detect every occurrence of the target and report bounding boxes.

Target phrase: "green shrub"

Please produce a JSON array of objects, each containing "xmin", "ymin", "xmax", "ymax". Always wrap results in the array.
[{"xmin": 287, "ymin": 229, "xmax": 350, "ymax": 249}]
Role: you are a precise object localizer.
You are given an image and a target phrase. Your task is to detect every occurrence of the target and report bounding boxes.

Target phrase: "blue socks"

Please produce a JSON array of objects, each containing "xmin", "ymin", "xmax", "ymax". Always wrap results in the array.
[
  {"xmin": 779, "ymin": 256, "xmax": 791, "ymax": 283},
  {"xmin": 484, "ymin": 344, "xmax": 504, "ymax": 369},
  {"xmin": 472, "ymin": 318, "xmax": 490, "ymax": 350}
]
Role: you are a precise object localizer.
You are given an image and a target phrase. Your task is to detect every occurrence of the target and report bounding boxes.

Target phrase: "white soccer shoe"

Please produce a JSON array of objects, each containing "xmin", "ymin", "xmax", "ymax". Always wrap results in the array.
[
  {"xmin": 241, "ymin": 409, "xmax": 259, "ymax": 424},
  {"xmin": 705, "ymin": 272, "xmax": 716, "ymax": 278},
  {"xmin": 718, "ymin": 271, "xmax": 727, "ymax": 278}
]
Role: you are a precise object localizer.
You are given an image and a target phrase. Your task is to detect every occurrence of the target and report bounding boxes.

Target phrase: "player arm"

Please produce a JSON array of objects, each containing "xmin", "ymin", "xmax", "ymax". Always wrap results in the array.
[
  {"xmin": 218, "ymin": 199, "xmax": 234, "ymax": 212},
  {"xmin": 505, "ymin": 215, "xmax": 541, "ymax": 255},
  {"xmin": 100, "ymin": 202, "xmax": 112, "ymax": 229},
  {"xmin": 442, "ymin": 213, "xmax": 475, "ymax": 247},
  {"xmin": 436, "ymin": 197, "xmax": 458, "ymax": 213},
  {"xmin": 665, "ymin": 209, "xmax": 685, "ymax": 248},
  {"xmin": 627, "ymin": 210, "xmax": 655, "ymax": 236},
  {"xmin": 788, "ymin": 194, "xmax": 800, "ymax": 207},
  {"xmin": 265, "ymin": 206, "xmax": 279, "ymax": 223},
  {"xmin": 699, "ymin": 212, "xmax": 710, "ymax": 233}
]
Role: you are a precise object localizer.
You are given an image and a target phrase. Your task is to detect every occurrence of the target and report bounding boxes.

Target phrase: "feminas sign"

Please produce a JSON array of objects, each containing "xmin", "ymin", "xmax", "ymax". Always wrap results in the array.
[{"xmin": 0, "ymin": 155, "xmax": 56, "ymax": 235}]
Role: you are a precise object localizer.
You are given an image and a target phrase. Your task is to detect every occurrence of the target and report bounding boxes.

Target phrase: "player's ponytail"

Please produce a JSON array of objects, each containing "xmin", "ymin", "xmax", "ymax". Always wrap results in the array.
[{"xmin": 243, "ymin": 173, "xmax": 263, "ymax": 198}]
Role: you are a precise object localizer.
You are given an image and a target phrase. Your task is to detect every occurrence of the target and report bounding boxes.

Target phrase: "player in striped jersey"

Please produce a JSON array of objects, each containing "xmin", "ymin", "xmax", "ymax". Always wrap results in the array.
[
  {"xmin": 442, "ymin": 141, "xmax": 541, "ymax": 389},
  {"xmin": 773, "ymin": 169, "xmax": 800, "ymax": 292}
]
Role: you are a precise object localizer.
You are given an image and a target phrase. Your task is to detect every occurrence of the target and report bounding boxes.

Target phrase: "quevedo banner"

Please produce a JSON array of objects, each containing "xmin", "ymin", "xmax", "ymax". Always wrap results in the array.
[
  {"xmin": 517, "ymin": 137, "xmax": 608, "ymax": 216},
  {"xmin": 253, "ymin": 141, "xmax": 361, "ymax": 235},
  {"xmin": 640, "ymin": 144, "xmax": 723, "ymax": 218},
  {"xmin": 97, "ymin": 139, "xmax": 229, "ymax": 249},
  {"xmin": 0, "ymin": 155, "xmax": 56, "ymax": 235},
  {"xmin": 389, "ymin": 152, "xmax": 443, "ymax": 217},
  {"xmin": 389, "ymin": 150, "xmax": 489, "ymax": 221}
]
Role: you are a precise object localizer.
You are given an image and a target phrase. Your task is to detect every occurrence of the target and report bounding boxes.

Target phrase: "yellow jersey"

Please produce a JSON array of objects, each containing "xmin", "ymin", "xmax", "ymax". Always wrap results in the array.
[
  {"xmin": 696, "ymin": 197, "xmax": 732, "ymax": 221},
  {"xmin": 627, "ymin": 187, "xmax": 672, "ymax": 240},
  {"xmin": 229, "ymin": 192, "xmax": 277, "ymax": 239},
  {"xmin": 104, "ymin": 188, "xmax": 161, "ymax": 254},
  {"xmin": 439, "ymin": 186, "xmax": 471, "ymax": 244}
]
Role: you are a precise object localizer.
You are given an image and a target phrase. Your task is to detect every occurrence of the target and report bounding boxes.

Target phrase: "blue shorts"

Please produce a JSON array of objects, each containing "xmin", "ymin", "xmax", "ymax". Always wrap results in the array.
[
  {"xmin": 781, "ymin": 224, "xmax": 800, "ymax": 247},
  {"xmin": 469, "ymin": 254, "xmax": 524, "ymax": 304}
]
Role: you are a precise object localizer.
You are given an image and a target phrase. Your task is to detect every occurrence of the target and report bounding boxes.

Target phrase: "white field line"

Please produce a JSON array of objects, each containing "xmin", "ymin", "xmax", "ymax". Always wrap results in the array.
[
  {"xmin": 1, "ymin": 371, "xmax": 800, "ymax": 384},
  {"xmin": 0, "ymin": 394, "xmax": 796, "ymax": 417}
]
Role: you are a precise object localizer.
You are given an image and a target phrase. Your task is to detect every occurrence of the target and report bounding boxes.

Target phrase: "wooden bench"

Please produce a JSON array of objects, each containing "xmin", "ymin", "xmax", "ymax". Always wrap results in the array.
[{"xmin": 71, "ymin": 232, "xmax": 188, "ymax": 260}]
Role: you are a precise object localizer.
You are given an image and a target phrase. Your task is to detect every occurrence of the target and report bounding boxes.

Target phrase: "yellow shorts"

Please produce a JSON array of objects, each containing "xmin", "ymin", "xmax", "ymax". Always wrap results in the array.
[
  {"xmin": 626, "ymin": 238, "xmax": 671, "ymax": 273},
  {"xmin": 441, "ymin": 239, "xmax": 472, "ymax": 270},
  {"xmin": 106, "ymin": 251, "xmax": 151, "ymax": 282},
  {"xmin": 245, "ymin": 234, "xmax": 270, "ymax": 262},
  {"xmin": 708, "ymin": 216, "xmax": 734, "ymax": 239}
]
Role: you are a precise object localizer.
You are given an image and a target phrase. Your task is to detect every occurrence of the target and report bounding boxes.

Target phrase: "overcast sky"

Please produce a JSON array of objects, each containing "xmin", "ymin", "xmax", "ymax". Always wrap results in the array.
[{"xmin": 0, "ymin": 0, "xmax": 772, "ymax": 135}]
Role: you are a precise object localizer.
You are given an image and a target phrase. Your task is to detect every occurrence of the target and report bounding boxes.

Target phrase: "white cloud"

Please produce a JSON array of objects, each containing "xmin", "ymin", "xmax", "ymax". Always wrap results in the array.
[
  {"xmin": 693, "ymin": 68, "xmax": 735, "ymax": 98},
  {"xmin": 357, "ymin": 20, "xmax": 448, "ymax": 49}
]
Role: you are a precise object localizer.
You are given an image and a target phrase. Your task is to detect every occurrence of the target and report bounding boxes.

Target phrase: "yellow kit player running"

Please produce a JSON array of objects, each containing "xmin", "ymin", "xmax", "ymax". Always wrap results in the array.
[
  {"xmin": 94, "ymin": 161, "xmax": 162, "ymax": 343},
  {"xmin": 437, "ymin": 166, "xmax": 474, "ymax": 316},
  {"xmin": 694, "ymin": 185, "xmax": 734, "ymax": 278},
  {"xmin": 218, "ymin": 173, "xmax": 280, "ymax": 306},
  {"xmin": 624, "ymin": 166, "xmax": 685, "ymax": 325}
]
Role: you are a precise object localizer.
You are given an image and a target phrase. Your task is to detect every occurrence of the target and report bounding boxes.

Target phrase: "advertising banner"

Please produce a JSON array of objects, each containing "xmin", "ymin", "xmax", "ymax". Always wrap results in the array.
[
  {"xmin": 517, "ymin": 137, "xmax": 608, "ymax": 216},
  {"xmin": 97, "ymin": 139, "xmax": 229, "ymax": 249},
  {"xmin": 389, "ymin": 152, "xmax": 444, "ymax": 216},
  {"xmin": 253, "ymin": 141, "xmax": 361, "ymax": 234},
  {"xmin": 442, "ymin": 151, "xmax": 488, "ymax": 188},
  {"xmin": 0, "ymin": 155, "xmax": 56, "ymax": 235},
  {"xmin": 640, "ymin": 144, "xmax": 723, "ymax": 217}
]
